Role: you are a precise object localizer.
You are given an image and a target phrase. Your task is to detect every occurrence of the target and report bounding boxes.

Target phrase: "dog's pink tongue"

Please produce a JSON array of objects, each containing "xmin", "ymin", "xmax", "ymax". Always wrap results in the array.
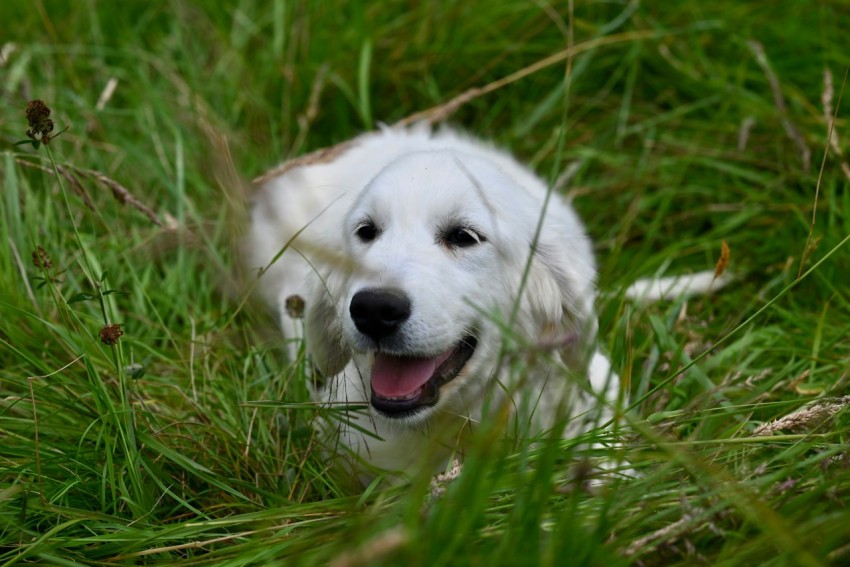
[{"xmin": 371, "ymin": 351, "xmax": 451, "ymax": 398}]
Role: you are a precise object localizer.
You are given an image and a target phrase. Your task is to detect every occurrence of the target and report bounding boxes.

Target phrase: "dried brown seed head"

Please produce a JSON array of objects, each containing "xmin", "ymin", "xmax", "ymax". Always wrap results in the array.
[
  {"xmin": 32, "ymin": 245, "xmax": 53, "ymax": 269},
  {"xmin": 285, "ymin": 294, "xmax": 306, "ymax": 319},
  {"xmin": 26, "ymin": 100, "xmax": 55, "ymax": 144},
  {"xmin": 714, "ymin": 240, "xmax": 730, "ymax": 279},
  {"xmin": 99, "ymin": 323, "xmax": 124, "ymax": 345}
]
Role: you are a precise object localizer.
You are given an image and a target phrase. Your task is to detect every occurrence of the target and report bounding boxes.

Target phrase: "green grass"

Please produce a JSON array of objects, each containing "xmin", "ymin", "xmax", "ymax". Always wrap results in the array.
[{"xmin": 2, "ymin": 0, "xmax": 850, "ymax": 564}]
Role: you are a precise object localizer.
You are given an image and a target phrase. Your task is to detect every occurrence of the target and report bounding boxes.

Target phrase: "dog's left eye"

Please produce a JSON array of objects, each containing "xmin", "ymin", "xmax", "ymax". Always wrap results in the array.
[
  {"xmin": 355, "ymin": 220, "xmax": 380, "ymax": 243},
  {"xmin": 444, "ymin": 227, "xmax": 485, "ymax": 248}
]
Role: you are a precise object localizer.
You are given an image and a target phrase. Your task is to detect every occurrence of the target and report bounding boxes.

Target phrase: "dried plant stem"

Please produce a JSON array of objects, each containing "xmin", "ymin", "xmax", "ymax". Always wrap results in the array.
[
  {"xmin": 80, "ymin": 166, "xmax": 164, "ymax": 227},
  {"xmin": 254, "ymin": 29, "xmax": 658, "ymax": 186},
  {"xmin": 15, "ymin": 157, "xmax": 164, "ymax": 227},
  {"xmin": 623, "ymin": 514, "xmax": 694, "ymax": 557},
  {"xmin": 747, "ymin": 40, "xmax": 811, "ymax": 170},
  {"xmin": 395, "ymin": 29, "xmax": 654, "ymax": 128},
  {"xmin": 821, "ymin": 67, "xmax": 850, "ymax": 182},
  {"xmin": 798, "ymin": 65, "xmax": 848, "ymax": 277},
  {"xmin": 113, "ymin": 526, "xmax": 286, "ymax": 559},
  {"xmin": 28, "ymin": 355, "xmax": 86, "ymax": 502}
]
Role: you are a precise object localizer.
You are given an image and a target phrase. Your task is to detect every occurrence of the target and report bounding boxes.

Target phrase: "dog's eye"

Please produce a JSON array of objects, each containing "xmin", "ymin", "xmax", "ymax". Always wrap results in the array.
[
  {"xmin": 355, "ymin": 220, "xmax": 379, "ymax": 243},
  {"xmin": 444, "ymin": 227, "xmax": 484, "ymax": 248}
]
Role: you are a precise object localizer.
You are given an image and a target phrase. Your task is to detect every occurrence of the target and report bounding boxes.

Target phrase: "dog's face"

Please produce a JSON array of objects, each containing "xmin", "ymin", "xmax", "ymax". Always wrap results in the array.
[{"xmin": 315, "ymin": 150, "xmax": 595, "ymax": 425}]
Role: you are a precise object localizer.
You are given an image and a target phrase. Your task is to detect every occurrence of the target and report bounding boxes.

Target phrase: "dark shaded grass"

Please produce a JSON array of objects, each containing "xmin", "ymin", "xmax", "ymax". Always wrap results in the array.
[{"xmin": 2, "ymin": 0, "xmax": 850, "ymax": 564}]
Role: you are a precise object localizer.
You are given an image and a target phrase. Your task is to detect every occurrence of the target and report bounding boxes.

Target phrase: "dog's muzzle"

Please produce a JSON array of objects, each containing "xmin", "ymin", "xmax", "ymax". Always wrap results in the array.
[{"xmin": 347, "ymin": 288, "xmax": 478, "ymax": 418}]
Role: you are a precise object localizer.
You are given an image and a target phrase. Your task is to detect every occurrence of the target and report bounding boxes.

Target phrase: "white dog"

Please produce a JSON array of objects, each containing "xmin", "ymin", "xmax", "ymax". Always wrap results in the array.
[{"xmin": 248, "ymin": 125, "xmax": 621, "ymax": 481}]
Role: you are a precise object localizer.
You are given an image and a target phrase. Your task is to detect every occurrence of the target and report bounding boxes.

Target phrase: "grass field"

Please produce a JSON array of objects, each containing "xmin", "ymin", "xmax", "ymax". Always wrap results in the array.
[{"xmin": 2, "ymin": 1, "xmax": 850, "ymax": 564}]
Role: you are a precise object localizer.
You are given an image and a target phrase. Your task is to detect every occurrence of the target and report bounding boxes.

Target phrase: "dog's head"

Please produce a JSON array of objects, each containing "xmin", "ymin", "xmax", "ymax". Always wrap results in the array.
[{"xmin": 308, "ymin": 150, "xmax": 598, "ymax": 424}]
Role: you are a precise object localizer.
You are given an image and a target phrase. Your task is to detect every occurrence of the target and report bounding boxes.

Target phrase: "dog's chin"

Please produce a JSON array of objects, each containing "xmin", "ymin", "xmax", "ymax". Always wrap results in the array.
[{"xmin": 368, "ymin": 335, "xmax": 478, "ymax": 422}]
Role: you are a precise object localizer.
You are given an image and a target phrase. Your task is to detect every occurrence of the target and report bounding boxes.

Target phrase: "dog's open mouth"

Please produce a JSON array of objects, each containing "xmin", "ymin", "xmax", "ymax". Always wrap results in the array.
[{"xmin": 370, "ymin": 336, "xmax": 478, "ymax": 417}]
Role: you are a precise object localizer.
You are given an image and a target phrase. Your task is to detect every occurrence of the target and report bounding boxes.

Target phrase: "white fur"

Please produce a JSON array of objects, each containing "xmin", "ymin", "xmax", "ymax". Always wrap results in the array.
[{"xmin": 247, "ymin": 126, "xmax": 619, "ymax": 481}]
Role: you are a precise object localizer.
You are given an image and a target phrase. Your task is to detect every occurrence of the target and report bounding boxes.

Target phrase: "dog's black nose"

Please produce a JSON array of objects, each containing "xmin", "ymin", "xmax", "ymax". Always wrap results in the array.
[{"xmin": 349, "ymin": 288, "xmax": 411, "ymax": 341}]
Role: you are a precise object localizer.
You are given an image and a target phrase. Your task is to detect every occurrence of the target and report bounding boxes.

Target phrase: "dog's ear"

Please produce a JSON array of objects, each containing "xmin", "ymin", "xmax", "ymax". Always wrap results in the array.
[
  {"xmin": 303, "ymin": 274, "xmax": 351, "ymax": 377},
  {"xmin": 523, "ymin": 239, "xmax": 599, "ymax": 371}
]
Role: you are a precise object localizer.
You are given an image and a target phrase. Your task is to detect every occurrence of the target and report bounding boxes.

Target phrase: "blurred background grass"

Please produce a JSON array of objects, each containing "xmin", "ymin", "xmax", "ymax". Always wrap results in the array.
[{"xmin": 2, "ymin": 0, "xmax": 850, "ymax": 564}]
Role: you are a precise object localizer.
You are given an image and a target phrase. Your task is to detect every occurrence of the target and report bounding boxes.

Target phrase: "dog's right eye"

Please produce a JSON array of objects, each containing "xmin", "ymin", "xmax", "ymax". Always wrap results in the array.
[
  {"xmin": 355, "ymin": 220, "xmax": 379, "ymax": 243},
  {"xmin": 443, "ymin": 226, "xmax": 485, "ymax": 248}
]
